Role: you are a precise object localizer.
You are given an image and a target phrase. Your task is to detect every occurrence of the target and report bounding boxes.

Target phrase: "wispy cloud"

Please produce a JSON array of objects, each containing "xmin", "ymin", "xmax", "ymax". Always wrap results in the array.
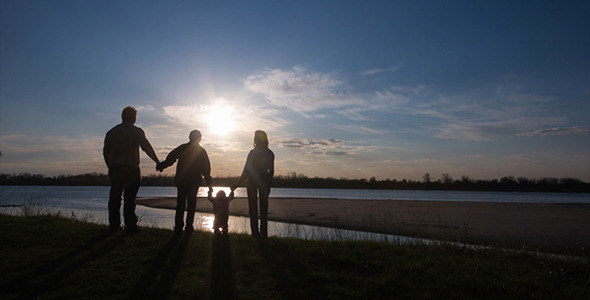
[
  {"xmin": 518, "ymin": 126, "xmax": 590, "ymax": 137},
  {"xmin": 0, "ymin": 134, "xmax": 102, "ymax": 155},
  {"xmin": 374, "ymin": 85, "xmax": 572, "ymax": 141},
  {"xmin": 331, "ymin": 123, "xmax": 387, "ymax": 135},
  {"xmin": 136, "ymin": 105, "xmax": 155, "ymax": 111},
  {"xmin": 244, "ymin": 67, "xmax": 365, "ymax": 112},
  {"xmin": 361, "ymin": 64, "xmax": 402, "ymax": 76},
  {"xmin": 0, "ymin": 134, "xmax": 105, "ymax": 174},
  {"xmin": 277, "ymin": 138, "xmax": 373, "ymax": 156}
]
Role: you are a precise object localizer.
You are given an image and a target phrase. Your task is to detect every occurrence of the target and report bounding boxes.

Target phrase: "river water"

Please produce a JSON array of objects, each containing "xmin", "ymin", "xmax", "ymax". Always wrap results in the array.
[{"xmin": 1, "ymin": 186, "xmax": 588, "ymax": 242}]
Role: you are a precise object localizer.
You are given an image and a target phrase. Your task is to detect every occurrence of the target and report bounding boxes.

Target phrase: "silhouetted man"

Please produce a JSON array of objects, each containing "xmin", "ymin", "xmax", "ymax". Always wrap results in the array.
[
  {"xmin": 103, "ymin": 106, "xmax": 160, "ymax": 232},
  {"xmin": 157, "ymin": 130, "xmax": 213, "ymax": 234}
]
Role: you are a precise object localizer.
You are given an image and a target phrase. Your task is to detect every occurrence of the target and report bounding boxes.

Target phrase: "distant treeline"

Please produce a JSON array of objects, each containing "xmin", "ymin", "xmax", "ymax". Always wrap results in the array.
[{"xmin": 1, "ymin": 172, "xmax": 589, "ymax": 193}]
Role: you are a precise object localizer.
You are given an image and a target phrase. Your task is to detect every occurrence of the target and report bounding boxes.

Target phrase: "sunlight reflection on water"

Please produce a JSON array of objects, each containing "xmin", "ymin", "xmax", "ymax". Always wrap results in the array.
[
  {"xmin": 0, "ymin": 204, "xmax": 427, "ymax": 244},
  {"xmin": 198, "ymin": 215, "xmax": 215, "ymax": 233}
]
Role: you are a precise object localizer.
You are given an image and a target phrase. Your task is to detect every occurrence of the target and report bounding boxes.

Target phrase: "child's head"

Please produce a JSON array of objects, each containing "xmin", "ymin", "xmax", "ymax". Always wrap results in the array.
[{"xmin": 216, "ymin": 190, "xmax": 226, "ymax": 198}]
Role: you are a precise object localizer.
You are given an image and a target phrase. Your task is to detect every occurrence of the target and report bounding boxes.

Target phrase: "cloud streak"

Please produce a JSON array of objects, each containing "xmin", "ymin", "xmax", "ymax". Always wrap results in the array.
[
  {"xmin": 361, "ymin": 64, "xmax": 402, "ymax": 76},
  {"xmin": 518, "ymin": 126, "xmax": 590, "ymax": 137},
  {"xmin": 244, "ymin": 67, "xmax": 364, "ymax": 112},
  {"xmin": 277, "ymin": 138, "xmax": 372, "ymax": 156},
  {"xmin": 372, "ymin": 85, "xmax": 576, "ymax": 141}
]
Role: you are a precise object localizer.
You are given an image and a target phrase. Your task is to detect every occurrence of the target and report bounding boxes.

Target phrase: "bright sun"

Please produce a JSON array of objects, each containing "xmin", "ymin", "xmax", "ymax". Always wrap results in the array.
[{"xmin": 205, "ymin": 102, "xmax": 236, "ymax": 136}]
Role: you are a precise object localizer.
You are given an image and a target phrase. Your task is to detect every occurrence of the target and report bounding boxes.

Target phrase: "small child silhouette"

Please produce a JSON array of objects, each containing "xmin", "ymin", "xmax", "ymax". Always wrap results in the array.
[{"xmin": 208, "ymin": 189, "xmax": 234, "ymax": 235}]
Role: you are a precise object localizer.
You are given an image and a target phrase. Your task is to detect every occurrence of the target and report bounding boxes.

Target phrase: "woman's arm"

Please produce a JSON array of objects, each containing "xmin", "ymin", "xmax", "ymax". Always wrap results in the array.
[{"xmin": 232, "ymin": 151, "xmax": 252, "ymax": 189}]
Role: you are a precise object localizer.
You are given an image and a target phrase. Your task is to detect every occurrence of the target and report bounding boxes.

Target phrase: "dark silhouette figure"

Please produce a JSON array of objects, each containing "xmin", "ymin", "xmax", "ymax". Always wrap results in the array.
[
  {"xmin": 232, "ymin": 130, "xmax": 274, "ymax": 238},
  {"xmin": 207, "ymin": 189, "xmax": 234, "ymax": 235},
  {"xmin": 103, "ymin": 106, "xmax": 160, "ymax": 232},
  {"xmin": 157, "ymin": 130, "xmax": 213, "ymax": 234}
]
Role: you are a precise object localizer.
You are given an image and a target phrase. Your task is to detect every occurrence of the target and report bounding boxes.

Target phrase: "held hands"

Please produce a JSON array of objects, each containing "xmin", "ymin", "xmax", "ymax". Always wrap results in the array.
[{"xmin": 156, "ymin": 162, "xmax": 165, "ymax": 172}]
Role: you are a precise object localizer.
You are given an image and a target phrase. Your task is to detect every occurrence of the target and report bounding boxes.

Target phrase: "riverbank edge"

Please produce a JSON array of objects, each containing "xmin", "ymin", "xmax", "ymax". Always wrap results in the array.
[{"xmin": 137, "ymin": 197, "xmax": 590, "ymax": 256}]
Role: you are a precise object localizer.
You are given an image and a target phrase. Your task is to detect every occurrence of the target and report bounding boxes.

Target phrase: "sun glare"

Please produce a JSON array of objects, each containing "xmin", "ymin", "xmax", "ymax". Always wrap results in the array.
[{"xmin": 205, "ymin": 102, "xmax": 236, "ymax": 136}]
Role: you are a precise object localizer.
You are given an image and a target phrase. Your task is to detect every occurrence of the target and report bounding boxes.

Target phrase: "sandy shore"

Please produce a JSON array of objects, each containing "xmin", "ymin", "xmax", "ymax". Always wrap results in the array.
[{"xmin": 136, "ymin": 197, "xmax": 590, "ymax": 252}]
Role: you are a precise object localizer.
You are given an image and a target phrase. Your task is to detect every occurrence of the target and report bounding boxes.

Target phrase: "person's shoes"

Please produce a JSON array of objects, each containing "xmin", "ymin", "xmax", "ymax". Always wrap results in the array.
[
  {"xmin": 124, "ymin": 226, "xmax": 140, "ymax": 235},
  {"xmin": 109, "ymin": 225, "xmax": 121, "ymax": 233},
  {"xmin": 185, "ymin": 226, "xmax": 194, "ymax": 235}
]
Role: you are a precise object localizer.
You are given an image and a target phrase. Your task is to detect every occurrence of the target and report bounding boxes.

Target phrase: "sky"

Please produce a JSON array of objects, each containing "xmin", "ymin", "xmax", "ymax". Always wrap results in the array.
[{"xmin": 1, "ymin": 1, "xmax": 589, "ymax": 182}]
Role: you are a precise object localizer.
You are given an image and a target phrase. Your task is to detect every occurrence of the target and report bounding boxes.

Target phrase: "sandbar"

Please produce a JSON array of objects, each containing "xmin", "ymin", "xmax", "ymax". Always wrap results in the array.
[{"xmin": 136, "ymin": 197, "xmax": 590, "ymax": 253}]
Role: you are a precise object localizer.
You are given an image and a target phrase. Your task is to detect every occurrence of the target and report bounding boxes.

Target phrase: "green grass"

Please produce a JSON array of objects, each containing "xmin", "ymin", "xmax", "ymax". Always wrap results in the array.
[{"xmin": 0, "ymin": 214, "xmax": 588, "ymax": 299}]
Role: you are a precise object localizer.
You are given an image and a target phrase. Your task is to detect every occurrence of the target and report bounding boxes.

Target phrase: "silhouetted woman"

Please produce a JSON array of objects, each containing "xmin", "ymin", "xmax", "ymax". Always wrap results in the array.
[{"xmin": 232, "ymin": 130, "xmax": 275, "ymax": 238}]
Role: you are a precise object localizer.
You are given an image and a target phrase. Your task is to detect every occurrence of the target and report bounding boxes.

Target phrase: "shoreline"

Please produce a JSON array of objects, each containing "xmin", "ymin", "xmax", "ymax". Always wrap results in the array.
[{"xmin": 136, "ymin": 197, "xmax": 590, "ymax": 253}]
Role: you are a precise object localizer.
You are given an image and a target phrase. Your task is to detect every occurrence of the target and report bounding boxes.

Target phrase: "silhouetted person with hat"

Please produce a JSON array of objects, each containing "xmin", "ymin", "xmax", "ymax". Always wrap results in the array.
[
  {"xmin": 157, "ymin": 130, "xmax": 213, "ymax": 234},
  {"xmin": 103, "ymin": 106, "xmax": 160, "ymax": 232}
]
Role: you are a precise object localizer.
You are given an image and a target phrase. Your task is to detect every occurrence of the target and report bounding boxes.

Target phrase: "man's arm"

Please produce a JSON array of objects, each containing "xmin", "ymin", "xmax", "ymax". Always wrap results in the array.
[
  {"xmin": 141, "ymin": 141, "xmax": 160, "ymax": 165},
  {"xmin": 201, "ymin": 150, "xmax": 213, "ymax": 187},
  {"xmin": 158, "ymin": 146, "xmax": 180, "ymax": 170},
  {"xmin": 138, "ymin": 128, "xmax": 160, "ymax": 164},
  {"xmin": 103, "ymin": 133, "xmax": 111, "ymax": 168}
]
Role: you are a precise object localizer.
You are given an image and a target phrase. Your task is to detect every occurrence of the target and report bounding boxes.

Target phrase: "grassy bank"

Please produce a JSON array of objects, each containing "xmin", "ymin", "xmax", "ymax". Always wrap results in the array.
[{"xmin": 0, "ymin": 214, "xmax": 588, "ymax": 299}]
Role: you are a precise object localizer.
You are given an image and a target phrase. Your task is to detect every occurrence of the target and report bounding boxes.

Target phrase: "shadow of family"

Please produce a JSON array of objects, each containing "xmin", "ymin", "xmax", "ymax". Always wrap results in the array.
[
  {"xmin": 1, "ymin": 225, "xmax": 236, "ymax": 299},
  {"xmin": 128, "ymin": 232, "xmax": 235, "ymax": 300},
  {"xmin": 104, "ymin": 106, "xmax": 274, "ymax": 238},
  {"xmin": 1, "ymin": 229, "xmax": 126, "ymax": 298},
  {"xmin": 128, "ymin": 234, "xmax": 235, "ymax": 299}
]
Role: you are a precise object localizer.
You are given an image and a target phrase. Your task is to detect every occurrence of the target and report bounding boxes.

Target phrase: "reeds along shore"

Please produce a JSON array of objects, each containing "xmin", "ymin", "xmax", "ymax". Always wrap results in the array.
[{"xmin": 135, "ymin": 197, "xmax": 590, "ymax": 256}]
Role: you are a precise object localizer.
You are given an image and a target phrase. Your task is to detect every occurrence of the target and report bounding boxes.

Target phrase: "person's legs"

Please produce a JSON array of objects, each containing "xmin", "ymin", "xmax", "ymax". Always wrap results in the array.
[
  {"xmin": 185, "ymin": 185, "xmax": 198, "ymax": 232},
  {"xmin": 259, "ymin": 185, "xmax": 270, "ymax": 238},
  {"xmin": 122, "ymin": 166, "xmax": 140, "ymax": 230},
  {"xmin": 175, "ymin": 185, "xmax": 187, "ymax": 232},
  {"xmin": 221, "ymin": 214, "xmax": 229, "ymax": 234},
  {"xmin": 247, "ymin": 182, "xmax": 259, "ymax": 237},
  {"xmin": 108, "ymin": 166, "xmax": 124, "ymax": 230},
  {"xmin": 213, "ymin": 213, "xmax": 222, "ymax": 234}
]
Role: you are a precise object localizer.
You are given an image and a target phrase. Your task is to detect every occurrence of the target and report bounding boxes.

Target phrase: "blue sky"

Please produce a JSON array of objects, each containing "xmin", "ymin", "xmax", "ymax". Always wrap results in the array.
[{"xmin": 1, "ymin": 1, "xmax": 589, "ymax": 181}]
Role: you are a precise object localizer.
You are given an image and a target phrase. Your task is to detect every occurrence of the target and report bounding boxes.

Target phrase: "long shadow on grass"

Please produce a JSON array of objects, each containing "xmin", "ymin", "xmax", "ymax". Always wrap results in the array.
[
  {"xmin": 1, "ymin": 229, "xmax": 125, "ymax": 298},
  {"xmin": 260, "ymin": 239, "xmax": 326, "ymax": 298},
  {"xmin": 210, "ymin": 234, "xmax": 235, "ymax": 300},
  {"xmin": 127, "ymin": 233, "xmax": 183, "ymax": 299},
  {"xmin": 149, "ymin": 232, "xmax": 192, "ymax": 298}
]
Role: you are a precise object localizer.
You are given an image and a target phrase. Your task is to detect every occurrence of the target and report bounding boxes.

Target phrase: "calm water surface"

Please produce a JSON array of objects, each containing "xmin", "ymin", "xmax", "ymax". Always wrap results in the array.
[{"xmin": 1, "ymin": 186, "xmax": 588, "ymax": 241}]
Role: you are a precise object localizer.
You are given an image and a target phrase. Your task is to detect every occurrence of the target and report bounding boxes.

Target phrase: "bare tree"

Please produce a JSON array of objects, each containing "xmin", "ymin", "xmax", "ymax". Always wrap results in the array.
[{"xmin": 441, "ymin": 173, "xmax": 453, "ymax": 184}]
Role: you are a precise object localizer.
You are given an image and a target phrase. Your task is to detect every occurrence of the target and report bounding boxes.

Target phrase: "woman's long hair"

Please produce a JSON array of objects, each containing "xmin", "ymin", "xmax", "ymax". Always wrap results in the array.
[{"xmin": 253, "ymin": 130, "xmax": 269, "ymax": 149}]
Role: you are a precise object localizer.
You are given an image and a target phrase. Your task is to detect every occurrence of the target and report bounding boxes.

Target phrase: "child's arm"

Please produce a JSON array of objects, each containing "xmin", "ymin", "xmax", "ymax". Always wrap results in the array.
[{"xmin": 207, "ymin": 190, "xmax": 213, "ymax": 202}]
